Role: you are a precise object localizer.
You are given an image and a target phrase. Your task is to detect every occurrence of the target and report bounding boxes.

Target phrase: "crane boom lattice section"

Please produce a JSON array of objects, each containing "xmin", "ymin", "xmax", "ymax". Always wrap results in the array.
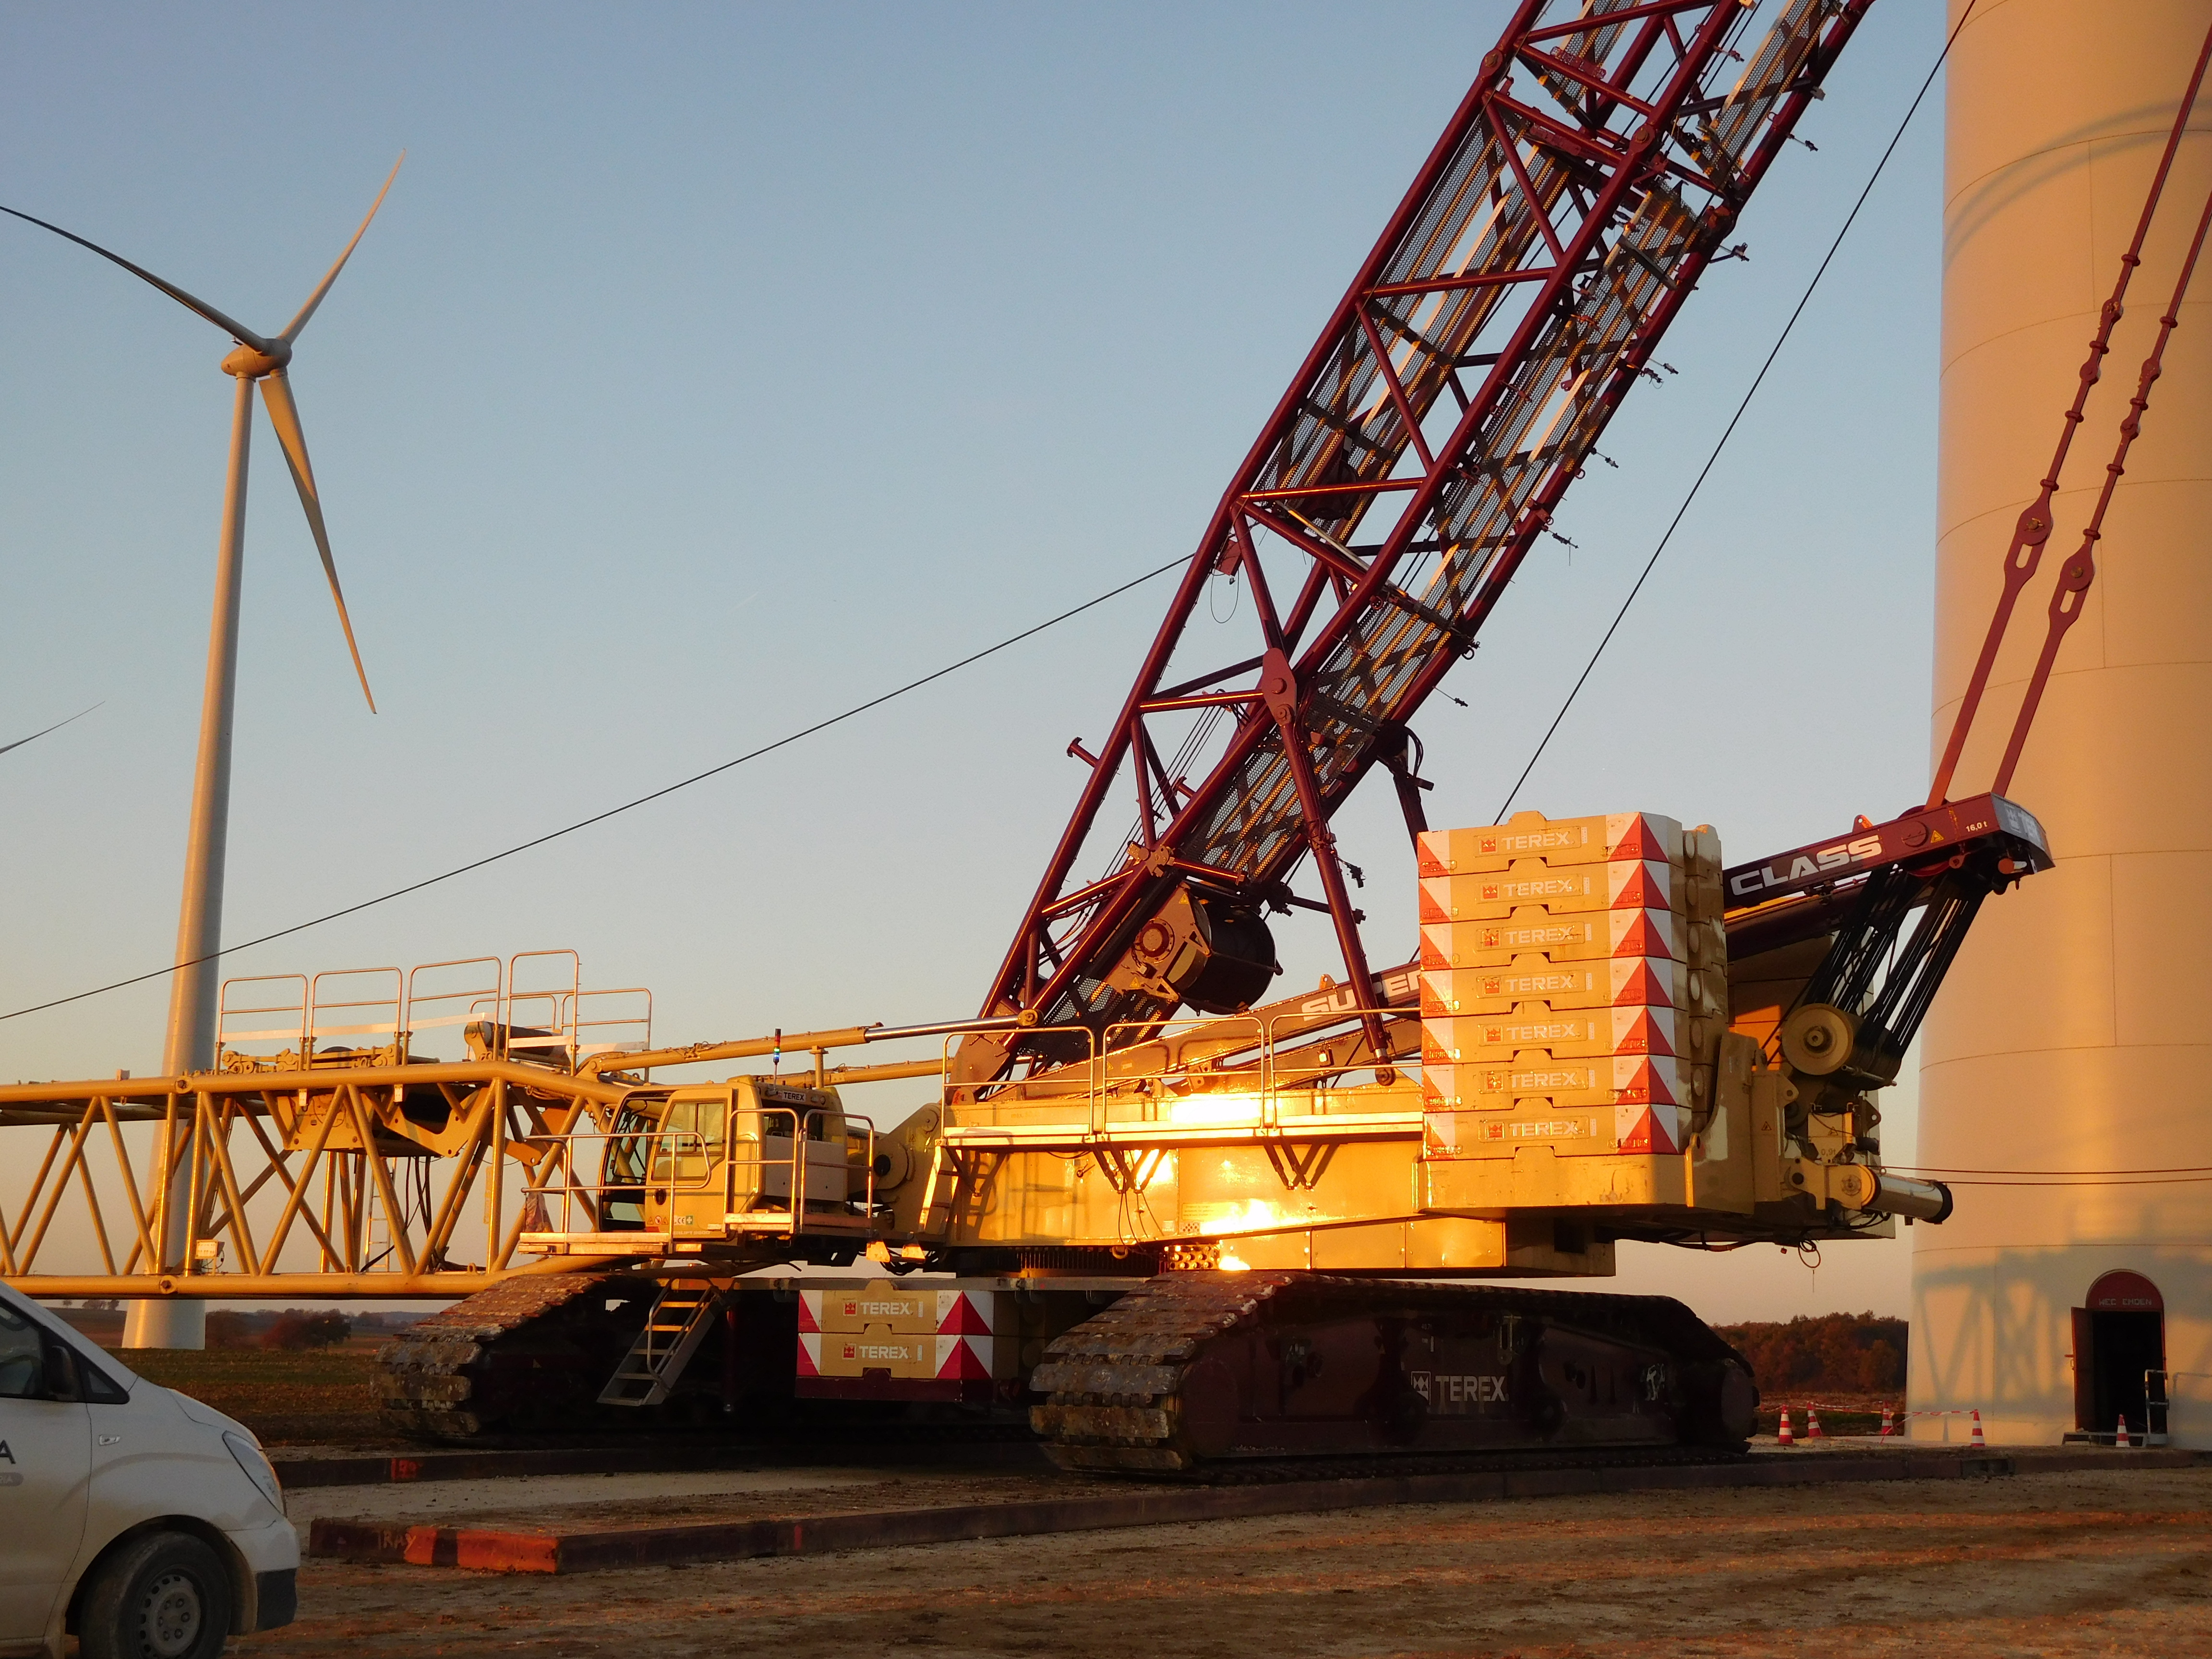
[{"xmin": 971, "ymin": 0, "xmax": 1868, "ymax": 1078}]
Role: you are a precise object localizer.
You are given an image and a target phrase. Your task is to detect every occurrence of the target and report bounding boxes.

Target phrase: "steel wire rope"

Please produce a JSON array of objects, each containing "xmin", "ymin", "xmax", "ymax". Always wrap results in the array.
[
  {"xmin": 1493, "ymin": 2, "xmax": 1974, "ymax": 821},
  {"xmin": 1887, "ymin": 1166, "xmax": 2212, "ymax": 1187},
  {"xmin": 1, "ymin": 555, "xmax": 1188, "ymax": 1026},
  {"xmin": 1894, "ymin": 1164, "xmax": 2212, "ymax": 1176},
  {"xmin": 1929, "ymin": 1176, "xmax": 2212, "ymax": 1187},
  {"xmin": 0, "ymin": 703, "xmax": 102, "ymax": 759}
]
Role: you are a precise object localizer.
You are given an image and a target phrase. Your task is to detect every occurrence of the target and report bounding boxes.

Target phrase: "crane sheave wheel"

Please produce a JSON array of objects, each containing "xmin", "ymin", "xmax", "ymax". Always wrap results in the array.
[{"xmin": 1780, "ymin": 1003, "xmax": 1857, "ymax": 1076}]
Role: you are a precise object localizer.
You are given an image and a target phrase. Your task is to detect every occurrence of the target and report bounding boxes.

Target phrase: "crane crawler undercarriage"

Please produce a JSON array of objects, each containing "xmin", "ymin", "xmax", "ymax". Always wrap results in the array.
[
  {"xmin": 1030, "ymin": 1273, "xmax": 1757, "ymax": 1474},
  {"xmin": 0, "ymin": 0, "xmax": 2081, "ymax": 1476}
]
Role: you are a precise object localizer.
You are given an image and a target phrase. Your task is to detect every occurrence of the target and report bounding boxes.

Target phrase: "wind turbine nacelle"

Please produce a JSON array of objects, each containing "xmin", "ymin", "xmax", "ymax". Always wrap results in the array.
[{"xmin": 221, "ymin": 341, "xmax": 289, "ymax": 378}]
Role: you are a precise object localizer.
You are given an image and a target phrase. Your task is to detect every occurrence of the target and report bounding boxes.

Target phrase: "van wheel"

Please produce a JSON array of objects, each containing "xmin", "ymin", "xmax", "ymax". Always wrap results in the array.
[{"xmin": 78, "ymin": 1532, "xmax": 232, "ymax": 1659}]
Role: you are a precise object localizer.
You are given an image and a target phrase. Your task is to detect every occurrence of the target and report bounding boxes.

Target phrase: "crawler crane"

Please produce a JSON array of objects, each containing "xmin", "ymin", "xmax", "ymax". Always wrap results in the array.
[{"xmin": 3, "ymin": 0, "xmax": 2071, "ymax": 1471}]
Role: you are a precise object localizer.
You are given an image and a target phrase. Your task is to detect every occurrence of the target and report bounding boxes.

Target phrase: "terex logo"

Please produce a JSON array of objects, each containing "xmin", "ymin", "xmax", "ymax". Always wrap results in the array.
[
  {"xmin": 1482, "ymin": 829, "xmax": 1576, "ymax": 854},
  {"xmin": 1412, "ymin": 1372, "xmax": 1509, "ymax": 1406},
  {"xmin": 1481, "ymin": 972, "xmax": 1578, "ymax": 996},
  {"xmin": 1482, "ymin": 1021, "xmax": 1578, "ymax": 1044},
  {"xmin": 1728, "ymin": 834, "xmax": 1882, "ymax": 898},
  {"xmin": 1481, "ymin": 922, "xmax": 1579, "ymax": 950},
  {"xmin": 1480, "ymin": 877, "xmax": 1578, "ymax": 901}
]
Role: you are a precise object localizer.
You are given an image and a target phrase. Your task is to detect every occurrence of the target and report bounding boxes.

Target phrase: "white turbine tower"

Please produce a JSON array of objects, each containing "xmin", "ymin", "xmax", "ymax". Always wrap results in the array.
[{"xmin": 1, "ymin": 157, "xmax": 401, "ymax": 1347}]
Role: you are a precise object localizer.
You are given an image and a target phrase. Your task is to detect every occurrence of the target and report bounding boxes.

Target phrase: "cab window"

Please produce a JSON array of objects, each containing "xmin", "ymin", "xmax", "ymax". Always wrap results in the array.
[
  {"xmin": 604, "ymin": 1106, "xmax": 654, "ymax": 1187},
  {"xmin": 652, "ymin": 1095, "xmax": 726, "ymax": 1181},
  {"xmin": 759, "ymin": 1091, "xmax": 831, "ymax": 1141},
  {"xmin": 601, "ymin": 1105, "xmax": 655, "ymax": 1230}
]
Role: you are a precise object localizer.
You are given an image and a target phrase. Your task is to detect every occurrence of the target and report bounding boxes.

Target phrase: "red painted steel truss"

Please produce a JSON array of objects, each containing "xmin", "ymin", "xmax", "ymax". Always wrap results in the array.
[{"xmin": 965, "ymin": 0, "xmax": 1869, "ymax": 1080}]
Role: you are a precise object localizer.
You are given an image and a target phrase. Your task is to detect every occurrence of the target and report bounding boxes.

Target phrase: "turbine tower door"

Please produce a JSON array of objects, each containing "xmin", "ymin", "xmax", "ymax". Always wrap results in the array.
[{"xmin": 2073, "ymin": 1272, "xmax": 2167, "ymax": 1438}]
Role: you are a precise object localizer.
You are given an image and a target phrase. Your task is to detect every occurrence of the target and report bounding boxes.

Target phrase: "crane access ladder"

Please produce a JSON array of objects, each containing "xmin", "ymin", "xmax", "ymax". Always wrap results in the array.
[{"xmin": 597, "ymin": 1282, "xmax": 724, "ymax": 1407}]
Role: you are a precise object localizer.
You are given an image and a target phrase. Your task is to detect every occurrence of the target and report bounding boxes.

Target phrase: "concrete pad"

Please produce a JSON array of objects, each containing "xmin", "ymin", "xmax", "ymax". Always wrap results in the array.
[{"xmin": 289, "ymin": 1466, "xmax": 897, "ymax": 1526}]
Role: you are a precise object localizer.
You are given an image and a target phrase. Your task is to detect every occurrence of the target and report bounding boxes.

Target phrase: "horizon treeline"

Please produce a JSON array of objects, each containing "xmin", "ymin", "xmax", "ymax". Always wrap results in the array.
[{"xmin": 1713, "ymin": 1312, "xmax": 1907, "ymax": 1396}]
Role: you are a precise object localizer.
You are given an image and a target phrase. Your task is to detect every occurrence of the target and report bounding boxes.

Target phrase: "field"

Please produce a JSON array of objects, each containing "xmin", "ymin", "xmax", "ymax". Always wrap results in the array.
[{"xmin": 112, "ymin": 1346, "xmax": 388, "ymax": 1446}]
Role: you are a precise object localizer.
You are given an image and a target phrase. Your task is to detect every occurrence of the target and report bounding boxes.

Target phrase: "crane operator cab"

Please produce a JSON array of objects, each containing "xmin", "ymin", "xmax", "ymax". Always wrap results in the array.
[{"xmin": 637, "ymin": 1080, "xmax": 876, "ymax": 1243}]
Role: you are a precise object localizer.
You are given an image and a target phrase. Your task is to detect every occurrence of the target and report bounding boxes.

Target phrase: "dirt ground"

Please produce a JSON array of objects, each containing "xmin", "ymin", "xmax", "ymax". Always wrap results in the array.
[{"xmin": 241, "ymin": 1466, "xmax": 2212, "ymax": 1659}]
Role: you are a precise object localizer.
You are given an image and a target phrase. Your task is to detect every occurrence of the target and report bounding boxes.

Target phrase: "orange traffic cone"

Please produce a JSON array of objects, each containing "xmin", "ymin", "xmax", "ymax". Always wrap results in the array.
[
  {"xmin": 1969, "ymin": 1408, "xmax": 1986, "ymax": 1448},
  {"xmin": 1879, "ymin": 1405, "xmax": 1896, "ymax": 1437},
  {"xmin": 1778, "ymin": 1407, "xmax": 1794, "ymax": 1446},
  {"xmin": 2116, "ymin": 1414, "xmax": 2133, "ymax": 1450},
  {"xmin": 1807, "ymin": 1407, "xmax": 1825, "ymax": 1439}
]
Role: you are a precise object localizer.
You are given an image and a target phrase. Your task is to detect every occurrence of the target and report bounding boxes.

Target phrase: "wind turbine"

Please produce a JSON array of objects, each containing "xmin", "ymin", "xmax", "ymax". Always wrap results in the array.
[{"xmin": 1, "ymin": 157, "xmax": 401, "ymax": 1347}]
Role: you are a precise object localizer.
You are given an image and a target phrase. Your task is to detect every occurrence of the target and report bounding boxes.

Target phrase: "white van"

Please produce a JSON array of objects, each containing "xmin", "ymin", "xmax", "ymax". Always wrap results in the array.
[{"xmin": 0, "ymin": 1286, "xmax": 298, "ymax": 1659}]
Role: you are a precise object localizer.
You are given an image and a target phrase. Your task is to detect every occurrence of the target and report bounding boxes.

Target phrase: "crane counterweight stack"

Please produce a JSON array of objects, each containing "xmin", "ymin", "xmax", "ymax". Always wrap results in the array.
[{"xmin": 1418, "ymin": 811, "xmax": 1724, "ymax": 1165}]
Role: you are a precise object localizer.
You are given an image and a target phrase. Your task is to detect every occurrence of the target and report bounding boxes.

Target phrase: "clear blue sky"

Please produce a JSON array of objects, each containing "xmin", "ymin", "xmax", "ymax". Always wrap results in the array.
[{"xmin": 1, "ymin": 1, "xmax": 1948, "ymax": 1319}]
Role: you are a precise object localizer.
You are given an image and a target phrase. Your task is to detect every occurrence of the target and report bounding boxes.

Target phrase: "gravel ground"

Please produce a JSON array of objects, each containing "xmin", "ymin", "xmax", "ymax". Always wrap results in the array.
[{"xmin": 243, "ymin": 1466, "xmax": 2212, "ymax": 1658}]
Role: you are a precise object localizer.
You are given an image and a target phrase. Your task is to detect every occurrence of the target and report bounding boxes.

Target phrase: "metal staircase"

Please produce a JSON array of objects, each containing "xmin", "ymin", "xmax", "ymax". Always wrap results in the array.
[
  {"xmin": 597, "ymin": 1282, "xmax": 722, "ymax": 1407},
  {"xmin": 916, "ymin": 1142, "xmax": 963, "ymax": 1236}
]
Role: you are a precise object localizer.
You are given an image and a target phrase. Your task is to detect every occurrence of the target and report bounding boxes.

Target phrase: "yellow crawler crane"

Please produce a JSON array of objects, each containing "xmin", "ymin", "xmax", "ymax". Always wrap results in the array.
[
  {"xmin": 470, "ymin": 793, "xmax": 2031, "ymax": 1455},
  {"xmin": 0, "ymin": 797, "xmax": 2047, "ymax": 1457},
  {"xmin": 506, "ymin": 800, "xmax": 2040, "ymax": 1470},
  {"xmin": 1, "ymin": 0, "xmax": 2072, "ymax": 1467}
]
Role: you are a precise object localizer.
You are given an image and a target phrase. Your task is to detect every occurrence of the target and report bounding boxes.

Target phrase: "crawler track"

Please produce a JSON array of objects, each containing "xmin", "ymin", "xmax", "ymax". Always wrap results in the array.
[
  {"xmin": 375, "ymin": 1272, "xmax": 654, "ymax": 1439},
  {"xmin": 1032, "ymin": 1273, "xmax": 1756, "ymax": 1475}
]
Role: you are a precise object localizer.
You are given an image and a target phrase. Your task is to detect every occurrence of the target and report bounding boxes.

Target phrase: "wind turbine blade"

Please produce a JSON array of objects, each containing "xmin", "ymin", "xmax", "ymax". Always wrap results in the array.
[
  {"xmin": 278, "ymin": 153, "xmax": 404, "ymax": 344},
  {"xmin": 259, "ymin": 371, "xmax": 377, "ymax": 713},
  {"xmin": 0, "ymin": 204, "xmax": 272, "ymax": 351},
  {"xmin": 0, "ymin": 702, "xmax": 102, "ymax": 759}
]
